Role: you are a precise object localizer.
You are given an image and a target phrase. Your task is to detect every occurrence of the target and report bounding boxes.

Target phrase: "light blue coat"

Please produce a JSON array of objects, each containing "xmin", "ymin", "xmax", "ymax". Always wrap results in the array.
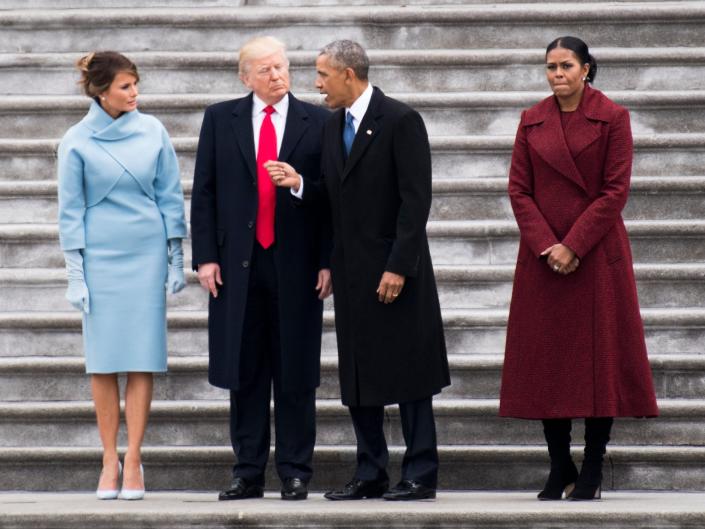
[{"xmin": 58, "ymin": 101, "xmax": 187, "ymax": 373}]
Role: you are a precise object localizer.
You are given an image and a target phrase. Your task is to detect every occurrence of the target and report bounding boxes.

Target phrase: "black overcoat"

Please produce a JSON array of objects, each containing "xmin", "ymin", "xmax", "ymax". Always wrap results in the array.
[
  {"xmin": 312, "ymin": 87, "xmax": 449, "ymax": 406},
  {"xmin": 190, "ymin": 93, "xmax": 330, "ymax": 392}
]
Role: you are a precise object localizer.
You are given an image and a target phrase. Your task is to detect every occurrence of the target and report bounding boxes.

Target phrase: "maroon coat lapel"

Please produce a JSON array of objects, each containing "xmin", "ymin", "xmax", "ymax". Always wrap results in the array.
[{"xmin": 524, "ymin": 95, "xmax": 587, "ymax": 192}]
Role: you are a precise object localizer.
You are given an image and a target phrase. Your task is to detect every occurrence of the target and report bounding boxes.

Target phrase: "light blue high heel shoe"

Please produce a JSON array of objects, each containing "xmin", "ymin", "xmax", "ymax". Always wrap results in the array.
[
  {"xmin": 119, "ymin": 464, "xmax": 145, "ymax": 500},
  {"xmin": 96, "ymin": 461, "xmax": 122, "ymax": 500}
]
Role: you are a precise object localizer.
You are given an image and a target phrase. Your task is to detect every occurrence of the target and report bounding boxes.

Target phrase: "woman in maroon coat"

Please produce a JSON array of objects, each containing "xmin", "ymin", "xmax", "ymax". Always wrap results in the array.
[{"xmin": 499, "ymin": 37, "xmax": 658, "ymax": 501}]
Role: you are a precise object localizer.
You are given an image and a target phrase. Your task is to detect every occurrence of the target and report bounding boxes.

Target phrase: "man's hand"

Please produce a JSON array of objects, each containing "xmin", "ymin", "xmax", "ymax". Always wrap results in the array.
[
  {"xmin": 264, "ymin": 160, "xmax": 301, "ymax": 191},
  {"xmin": 316, "ymin": 268, "xmax": 333, "ymax": 300},
  {"xmin": 377, "ymin": 271, "xmax": 405, "ymax": 304},
  {"xmin": 197, "ymin": 262, "xmax": 223, "ymax": 298},
  {"xmin": 541, "ymin": 244, "xmax": 579, "ymax": 275}
]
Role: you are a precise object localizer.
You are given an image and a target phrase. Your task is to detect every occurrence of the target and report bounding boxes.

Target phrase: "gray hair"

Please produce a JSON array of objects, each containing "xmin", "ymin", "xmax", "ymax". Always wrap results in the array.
[{"xmin": 319, "ymin": 40, "xmax": 369, "ymax": 81}]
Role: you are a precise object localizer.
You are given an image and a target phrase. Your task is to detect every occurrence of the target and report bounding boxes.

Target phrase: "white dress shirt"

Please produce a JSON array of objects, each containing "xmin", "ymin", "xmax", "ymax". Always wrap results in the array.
[
  {"xmin": 345, "ymin": 83, "xmax": 373, "ymax": 134},
  {"xmin": 252, "ymin": 93, "xmax": 304, "ymax": 198},
  {"xmin": 252, "ymin": 93, "xmax": 288, "ymax": 157}
]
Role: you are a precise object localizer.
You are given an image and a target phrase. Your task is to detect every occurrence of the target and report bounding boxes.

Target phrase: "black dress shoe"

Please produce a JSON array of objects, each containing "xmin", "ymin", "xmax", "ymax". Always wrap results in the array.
[
  {"xmin": 281, "ymin": 477, "xmax": 308, "ymax": 500},
  {"xmin": 323, "ymin": 478, "xmax": 389, "ymax": 500},
  {"xmin": 218, "ymin": 477, "xmax": 264, "ymax": 501},
  {"xmin": 382, "ymin": 479, "xmax": 436, "ymax": 501}
]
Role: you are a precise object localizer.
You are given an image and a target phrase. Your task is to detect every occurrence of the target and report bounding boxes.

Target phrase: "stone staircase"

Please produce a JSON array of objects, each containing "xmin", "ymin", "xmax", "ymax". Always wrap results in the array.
[{"xmin": 2, "ymin": 1, "xmax": 705, "ymax": 527}]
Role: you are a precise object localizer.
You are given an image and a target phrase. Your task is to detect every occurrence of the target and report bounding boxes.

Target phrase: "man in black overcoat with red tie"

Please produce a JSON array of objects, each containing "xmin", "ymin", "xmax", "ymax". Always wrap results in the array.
[{"xmin": 190, "ymin": 36, "xmax": 331, "ymax": 501}]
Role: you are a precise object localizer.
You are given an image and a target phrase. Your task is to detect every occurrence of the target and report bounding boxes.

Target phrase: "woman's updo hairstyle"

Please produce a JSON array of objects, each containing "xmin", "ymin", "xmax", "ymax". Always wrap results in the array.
[
  {"xmin": 76, "ymin": 51, "xmax": 139, "ymax": 98},
  {"xmin": 545, "ymin": 36, "xmax": 597, "ymax": 83}
]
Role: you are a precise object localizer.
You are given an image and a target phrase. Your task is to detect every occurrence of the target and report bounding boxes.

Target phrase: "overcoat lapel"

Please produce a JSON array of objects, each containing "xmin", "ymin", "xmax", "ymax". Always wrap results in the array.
[
  {"xmin": 278, "ymin": 94, "xmax": 309, "ymax": 163},
  {"xmin": 528, "ymin": 99, "xmax": 587, "ymax": 192},
  {"xmin": 571, "ymin": 86, "xmax": 607, "ymax": 158},
  {"xmin": 331, "ymin": 108, "xmax": 345, "ymax": 176},
  {"xmin": 342, "ymin": 87, "xmax": 384, "ymax": 182},
  {"xmin": 230, "ymin": 94, "xmax": 257, "ymax": 181}
]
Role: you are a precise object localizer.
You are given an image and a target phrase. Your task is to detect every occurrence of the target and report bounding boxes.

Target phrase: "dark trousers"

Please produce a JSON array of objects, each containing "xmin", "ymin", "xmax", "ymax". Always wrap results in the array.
[
  {"xmin": 349, "ymin": 397, "xmax": 439, "ymax": 488},
  {"xmin": 229, "ymin": 243, "xmax": 316, "ymax": 485}
]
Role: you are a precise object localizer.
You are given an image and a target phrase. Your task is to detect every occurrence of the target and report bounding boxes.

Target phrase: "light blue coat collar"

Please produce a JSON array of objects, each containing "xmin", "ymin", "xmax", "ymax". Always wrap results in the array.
[{"xmin": 83, "ymin": 99, "xmax": 141, "ymax": 141}]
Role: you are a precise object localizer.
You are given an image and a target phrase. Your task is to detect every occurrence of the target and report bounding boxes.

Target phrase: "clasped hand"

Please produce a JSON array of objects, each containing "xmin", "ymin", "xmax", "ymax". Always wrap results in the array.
[
  {"xmin": 263, "ymin": 160, "xmax": 301, "ymax": 191},
  {"xmin": 541, "ymin": 243, "xmax": 579, "ymax": 275}
]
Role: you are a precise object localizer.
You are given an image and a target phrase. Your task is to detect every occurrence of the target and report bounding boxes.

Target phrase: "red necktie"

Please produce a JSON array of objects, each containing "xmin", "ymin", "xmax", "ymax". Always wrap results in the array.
[{"xmin": 256, "ymin": 105, "xmax": 277, "ymax": 248}]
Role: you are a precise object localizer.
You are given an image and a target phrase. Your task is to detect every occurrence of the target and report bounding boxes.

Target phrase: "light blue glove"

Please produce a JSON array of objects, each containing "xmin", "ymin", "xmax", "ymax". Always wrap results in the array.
[
  {"xmin": 167, "ymin": 238, "xmax": 186, "ymax": 294},
  {"xmin": 63, "ymin": 250, "xmax": 90, "ymax": 314}
]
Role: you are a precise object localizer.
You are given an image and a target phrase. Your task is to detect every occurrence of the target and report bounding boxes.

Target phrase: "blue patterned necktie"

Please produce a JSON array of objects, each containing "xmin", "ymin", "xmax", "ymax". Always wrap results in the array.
[{"xmin": 343, "ymin": 111, "xmax": 355, "ymax": 158}]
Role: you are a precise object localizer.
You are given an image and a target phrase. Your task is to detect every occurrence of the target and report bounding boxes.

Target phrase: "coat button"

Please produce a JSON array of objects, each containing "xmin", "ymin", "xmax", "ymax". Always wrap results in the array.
[
  {"xmin": 242, "ymin": 260, "xmax": 249, "ymax": 268},
  {"xmin": 247, "ymin": 221, "xmax": 254, "ymax": 229}
]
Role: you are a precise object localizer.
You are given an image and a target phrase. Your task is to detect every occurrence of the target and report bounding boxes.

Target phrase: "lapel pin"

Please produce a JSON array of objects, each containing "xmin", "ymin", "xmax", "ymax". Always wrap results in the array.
[{"xmin": 366, "ymin": 129, "xmax": 372, "ymax": 135}]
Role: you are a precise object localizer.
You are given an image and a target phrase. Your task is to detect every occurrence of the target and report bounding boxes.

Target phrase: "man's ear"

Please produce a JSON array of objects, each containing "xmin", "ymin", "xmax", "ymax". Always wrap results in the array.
[{"xmin": 240, "ymin": 73, "xmax": 251, "ymax": 90}]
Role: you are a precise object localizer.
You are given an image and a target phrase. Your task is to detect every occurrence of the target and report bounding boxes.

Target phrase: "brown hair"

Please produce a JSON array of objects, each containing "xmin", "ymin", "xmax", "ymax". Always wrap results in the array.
[{"xmin": 76, "ymin": 51, "xmax": 139, "ymax": 98}]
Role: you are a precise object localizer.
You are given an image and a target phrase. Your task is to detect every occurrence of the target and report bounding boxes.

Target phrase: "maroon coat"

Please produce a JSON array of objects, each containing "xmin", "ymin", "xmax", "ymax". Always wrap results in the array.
[{"xmin": 499, "ymin": 85, "xmax": 658, "ymax": 419}]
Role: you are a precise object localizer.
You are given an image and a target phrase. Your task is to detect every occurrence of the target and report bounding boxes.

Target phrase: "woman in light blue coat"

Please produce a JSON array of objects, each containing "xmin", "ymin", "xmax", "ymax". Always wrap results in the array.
[{"xmin": 57, "ymin": 52, "xmax": 187, "ymax": 500}]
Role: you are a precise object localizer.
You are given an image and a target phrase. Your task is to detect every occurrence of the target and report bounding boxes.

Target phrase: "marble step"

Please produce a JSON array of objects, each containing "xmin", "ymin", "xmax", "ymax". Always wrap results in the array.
[
  {"xmin": 0, "ymin": 444, "xmax": 703, "ymax": 491},
  {"xmin": 4, "ymin": 91, "xmax": 705, "ymax": 138},
  {"xmin": 1, "ymin": 175, "xmax": 703, "ymax": 224},
  {"xmin": 0, "ymin": 398, "xmax": 702, "ymax": 448},
  {"xmin": 2, "ymin": 4, "xmax": 704, "ymax": 53},
  {"xmin": 3, "ymin": 263, "xmax": 705, "ymax": 311},
  {"xmin": 1, "ymin": 491, "xmax": 704, "ymax": 529},
  {"xmin": 2, "ymin": 219, "xmax": 705, "ymax": 269},
  {"xmin": 0, "ymin": 0, "xmax": 643, "ymax": 7},
  {"xmin": 1, "ymin": 308, "xmax": 705, "ymax": 358},
  {"xmin": 4, "ymin": 48, "xmax": 705, "ymax": 95},
  {"xmin": 1, "ymin": 133, "xmax": 703, "ymax": 183},
  {"xmin": 0, "ymin": 353, "xmax": 703, "ymax": 402}
]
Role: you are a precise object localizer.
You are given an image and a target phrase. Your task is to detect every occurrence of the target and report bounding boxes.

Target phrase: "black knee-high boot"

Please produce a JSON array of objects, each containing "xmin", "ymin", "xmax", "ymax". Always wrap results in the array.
[
  {"xmin": 567, "ymin": 417, "xmax": 613, "ymax": 501},
  {"xmin": 538, "ymin": 419, "xmax": 578, "ymax": 500}
]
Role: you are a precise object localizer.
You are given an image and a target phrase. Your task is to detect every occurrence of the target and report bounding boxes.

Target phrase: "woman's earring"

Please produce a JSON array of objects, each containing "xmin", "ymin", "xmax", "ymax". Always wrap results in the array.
[{"xmin": 582, "ymin": 77, "xmax": 586, "ymax": 81}]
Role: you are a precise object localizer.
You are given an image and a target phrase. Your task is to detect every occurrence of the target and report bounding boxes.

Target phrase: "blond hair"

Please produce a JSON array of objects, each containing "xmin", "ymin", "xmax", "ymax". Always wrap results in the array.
[{"xmin": 238, "ymin": 36, "xmax": 288, "ymax": 78}]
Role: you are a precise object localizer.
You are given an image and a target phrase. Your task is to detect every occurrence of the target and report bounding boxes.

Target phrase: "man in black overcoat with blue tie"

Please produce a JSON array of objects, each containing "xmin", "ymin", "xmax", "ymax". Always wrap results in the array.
[
  {"xmin": 269, "ymin": 40, "xmax": 449, "ymax": 501},
  {"xmin": 190, "ymin": 36, "xmax": 331, "ymax": 501}
]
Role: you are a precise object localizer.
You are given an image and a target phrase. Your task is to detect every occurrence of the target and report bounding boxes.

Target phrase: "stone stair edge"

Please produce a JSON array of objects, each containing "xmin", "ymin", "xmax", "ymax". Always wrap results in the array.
[
  {"xmin": 0, "ymin": 444, "xmax": 703, "ymax": 462},
  {"xmin": 6, "ymin": 91, "xmax": 705, "ymax": 110},
  {"xmin": 9, "ymin": 220, "xmax": 705, "ymax": 240},
  {"xmin": 3, "ymin": 3, "xmax": 705, "ymax": 25},
  {"xmin": 3, "ymin": 47, "xmax": 705, "ymax": 67},
  {"xmin": 5, "ymin": 262, "xmax": 705, "ymax": 284},
  {"xmin": 0, "ymin": 397, "xmax": 702, "ymax": 420},
  {"xmin": 3, "ymin": 492, "xmax": 704, "ymax": 529},
  {"xmin": 1, "ymin": 351, "xmax": 703, "ymax": 372},
  {"xmin": 4, "ymin": 175, "xmax": 705, "ymax": 198},
  {"xmin": 4, "ymin": 175, "xmax": 705, "ymax": 197},
  {"xmin": 2, "ymin": 134, "xmax": 704, "ymax": 154},
  {"xmin": 2, "ymin": 308, "xmax": 705, "ymax": 328}
]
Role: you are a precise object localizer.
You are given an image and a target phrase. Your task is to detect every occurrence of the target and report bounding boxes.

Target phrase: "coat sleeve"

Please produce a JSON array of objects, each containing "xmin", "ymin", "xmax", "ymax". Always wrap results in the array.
[
  {"xmin": 508, "ymin": 111, "xmax": 560, "ymax": 257},
  {"xmin": 295, "ymin": 122, "xmax": 329, "ymax": 208},
  {"xmin": 190, "ymin": 107, "xmax": 219, "ymax": 270},
  {"xmin": 57, "ymin": 138, "xmax": 86, "ymax": 251},
  {"xmin": 385, "ymin": 109, "xmax": 432, "ymax": 278},
  {"xmin": 562, "ymin": 107, "xmax": 633, "ymax": 258},
  {"xmin": 292, "ymin": 119, "xmax": 332, "ymax": 269},
  {"xmin": 154, "ymin": 125, "xmax": 188, "ymax": 240}
]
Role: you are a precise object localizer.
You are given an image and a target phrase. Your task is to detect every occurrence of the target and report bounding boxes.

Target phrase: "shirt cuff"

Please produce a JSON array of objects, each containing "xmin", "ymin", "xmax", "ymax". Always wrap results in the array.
[{"xmin": 289, "ymin": 175, "xmax": 304, "ymax": 199}]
